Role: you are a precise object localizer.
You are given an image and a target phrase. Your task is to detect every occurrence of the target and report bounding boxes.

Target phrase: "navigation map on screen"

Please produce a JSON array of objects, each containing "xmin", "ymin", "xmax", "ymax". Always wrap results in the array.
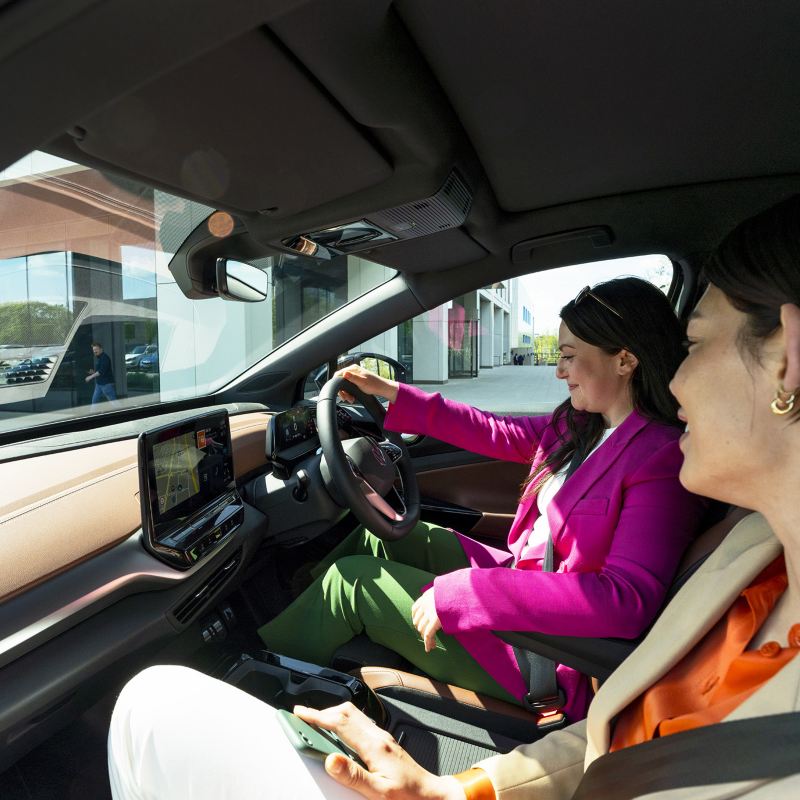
[
  {"xmin": 153, "ymin": 431, "xmax": 204, "ymax": 514},
  {"xmin": 140, "ymin": 412, "xmax": 236, "ymax": 556}
]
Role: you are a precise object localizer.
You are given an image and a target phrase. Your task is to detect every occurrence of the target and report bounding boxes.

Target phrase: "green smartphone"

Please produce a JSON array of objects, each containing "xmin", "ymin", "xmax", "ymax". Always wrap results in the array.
[{"xmin": 276, "ymin": 709, "xmax": 367, "ymax": 768}]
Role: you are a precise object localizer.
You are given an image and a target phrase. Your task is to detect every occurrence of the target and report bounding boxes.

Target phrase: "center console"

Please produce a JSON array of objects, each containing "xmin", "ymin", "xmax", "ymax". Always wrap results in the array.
[
  {"xmin": 223, "ymin": 650, "xmax": 384, "ymax": 723},
  {"xmin": 138, "ymin": 410, "xmax": 244, "ymax": 569}
]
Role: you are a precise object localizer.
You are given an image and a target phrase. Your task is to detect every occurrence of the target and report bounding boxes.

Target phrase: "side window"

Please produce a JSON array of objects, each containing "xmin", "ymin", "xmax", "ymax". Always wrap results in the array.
[{"xmin": 348, "ymin": 255, "xmax": 673, "ymax": 414}]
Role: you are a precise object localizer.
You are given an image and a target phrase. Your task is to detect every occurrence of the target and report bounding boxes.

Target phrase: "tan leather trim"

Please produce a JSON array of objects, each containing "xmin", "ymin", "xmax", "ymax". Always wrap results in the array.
[
  {"xmin": 3, "ymin": 439, "xmax": 139, "ymax": 519},
  {"xmin": 0, "ymin": 464, "xmax": 141, "ymax": 602},
  {"xmin": 230, "ymin": 412, "xmax": 271, "ymax": 478},
  {"xmin": 0, "ymin": 411, "xmax": 271, "ymax": 602},
  {"xmin": 355, "ymin": 666, "xmax": 536, "ymax": 723}
]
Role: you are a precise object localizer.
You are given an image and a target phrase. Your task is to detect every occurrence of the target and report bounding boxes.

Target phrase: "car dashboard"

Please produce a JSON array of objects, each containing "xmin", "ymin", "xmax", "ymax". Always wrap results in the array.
[
  {"xmin": 0, "ymin": 402, "xmax": 365, "ymax": 772},
  {"xmin": 267, "ymin": 402, "xmax": 357, "ymax": 462}
]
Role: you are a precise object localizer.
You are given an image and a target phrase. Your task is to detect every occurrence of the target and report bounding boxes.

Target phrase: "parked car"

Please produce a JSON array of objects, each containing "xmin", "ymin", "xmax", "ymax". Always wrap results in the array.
[
  {"xmin": 124, "ymin": 345, "xmax": 147, "ymax": 369},
  {"xmin": 137, "ymin": 347, "xmax": 158, "ymax": 372},
  {"xmin": 0, "ymin": 3, "xmax": 799, "ymax": 799},
  {"xmin": 2, "ymin": 357, "xmax": 55, "ymax": 384},
  {"xmin": 125, "ymin": 344, "xmax": 157, "ymax": 371}
]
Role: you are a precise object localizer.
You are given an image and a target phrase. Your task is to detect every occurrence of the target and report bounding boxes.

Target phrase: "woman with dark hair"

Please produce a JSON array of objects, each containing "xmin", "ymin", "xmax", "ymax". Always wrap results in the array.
[
  {"xmin": 108, "ymin": 197, "xmax": 800, "ymax": 800},
  {"xmin": 254, "ymin": 276, "xmax": 707, "ymax": 724}
]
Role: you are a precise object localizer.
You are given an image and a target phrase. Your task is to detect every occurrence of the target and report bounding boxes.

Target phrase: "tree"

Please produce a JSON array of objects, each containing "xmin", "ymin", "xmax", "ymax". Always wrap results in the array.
[
  {"xmin": 0, "ymin": 301, "xmax": 75, "ymax": 346},
  {"xmin": 533, "ymin": 333, "xmax": 559, "ymax": 362},
  {"xmin": 143, "ymin": 320, "xmax": 158, "ymax": 345}
]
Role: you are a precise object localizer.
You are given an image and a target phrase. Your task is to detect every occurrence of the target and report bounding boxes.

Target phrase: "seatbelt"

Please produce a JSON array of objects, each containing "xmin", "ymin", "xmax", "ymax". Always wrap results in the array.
[
  {"xmin": 571, "ymin": 711, "xmax": 800, "ymax": 799},
  {"xmin": 511, "ymin": 448, "xmax": 585, "ymax": 721},
  {"xmin": 511, "ymin": 532, "xmax": 564, "ymax": 719}
]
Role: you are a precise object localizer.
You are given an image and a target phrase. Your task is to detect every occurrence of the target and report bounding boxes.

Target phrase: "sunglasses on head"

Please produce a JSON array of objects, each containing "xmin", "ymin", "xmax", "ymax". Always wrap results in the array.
[{"xmin": 574, "ymin": 286, "xmax": 623, "ymax": 319}]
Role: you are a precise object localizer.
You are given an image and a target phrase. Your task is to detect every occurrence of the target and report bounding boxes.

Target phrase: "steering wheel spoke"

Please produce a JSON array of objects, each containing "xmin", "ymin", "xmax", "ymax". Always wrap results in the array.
[
  {"xmin": 357, "ymin": 475, "xmax": 405, "ymax": 522},
  {"xmin": 317, "ymin": 376, "xmax": 420, "ymax": 540},
  {"xmin": 376, "ymin": 439, "xmax": 403, "ymax": 464}
]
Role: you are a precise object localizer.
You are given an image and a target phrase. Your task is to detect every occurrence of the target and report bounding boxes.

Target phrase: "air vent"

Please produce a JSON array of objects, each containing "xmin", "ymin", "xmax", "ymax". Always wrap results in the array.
[{"xmin": 172, "ymin": 551, "xmax": 241, "ymax": 625}]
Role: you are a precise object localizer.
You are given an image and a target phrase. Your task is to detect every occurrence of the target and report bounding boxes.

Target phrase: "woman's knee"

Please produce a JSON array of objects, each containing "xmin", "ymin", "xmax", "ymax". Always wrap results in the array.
[
  {"xmin": 324, "ymin": 554, "xmax": 383, "ymax": 587},
  {"xmin": 111, "ymin": 666, "xmax": 206, "ymax": 731}
]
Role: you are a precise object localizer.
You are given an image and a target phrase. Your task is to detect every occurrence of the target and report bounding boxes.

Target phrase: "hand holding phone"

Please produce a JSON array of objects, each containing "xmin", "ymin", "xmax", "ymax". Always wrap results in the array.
[{"xmin": 277, "ymin": 709, "xmax": 367, "ymax": 769}]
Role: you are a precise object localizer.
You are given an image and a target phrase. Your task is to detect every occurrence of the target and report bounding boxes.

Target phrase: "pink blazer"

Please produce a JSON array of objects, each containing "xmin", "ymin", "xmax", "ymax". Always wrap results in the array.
[{"xmin": 384, "ymin": 384, "xmax": 708, "ymax": 721}]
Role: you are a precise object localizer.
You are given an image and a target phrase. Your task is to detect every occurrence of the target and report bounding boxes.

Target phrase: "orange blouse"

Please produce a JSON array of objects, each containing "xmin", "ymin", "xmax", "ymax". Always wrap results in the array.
[{"xmin": 611, "ymin": 556, "xmax": 800, "ymax": 751}]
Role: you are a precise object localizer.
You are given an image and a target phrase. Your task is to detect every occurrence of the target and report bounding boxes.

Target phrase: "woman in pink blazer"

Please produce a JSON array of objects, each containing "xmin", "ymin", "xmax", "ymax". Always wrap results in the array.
[{"xmin": 259, "ymin": 277, "xmax": 708, "ymax": 722}]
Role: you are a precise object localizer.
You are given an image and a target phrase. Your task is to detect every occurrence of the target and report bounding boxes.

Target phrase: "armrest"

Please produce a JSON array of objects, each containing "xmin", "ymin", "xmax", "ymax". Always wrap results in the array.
[
  {"xmin": 492, "ymin": 509, "xmax": 753, "ymax": 682},
  {"xmin": 494, "ymin": 630, "xmax": 640, "ymax": 681}
]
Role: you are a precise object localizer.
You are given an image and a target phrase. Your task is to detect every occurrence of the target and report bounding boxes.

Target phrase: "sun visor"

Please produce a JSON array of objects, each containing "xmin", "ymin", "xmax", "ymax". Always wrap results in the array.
[{"xmin": 67, "ymin": 29, "xmax": 391, "ymax": 216}]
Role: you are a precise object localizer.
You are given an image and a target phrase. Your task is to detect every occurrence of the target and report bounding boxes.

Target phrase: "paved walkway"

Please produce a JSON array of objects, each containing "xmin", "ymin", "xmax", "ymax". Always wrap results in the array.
[{"xmin": 425, "ymin": 364, "xmax": 567, "ymax": 415}]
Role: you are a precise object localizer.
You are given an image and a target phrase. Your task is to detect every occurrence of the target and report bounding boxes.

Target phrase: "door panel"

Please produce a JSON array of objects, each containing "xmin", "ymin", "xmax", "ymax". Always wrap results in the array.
[{"xmin": 409, "ymin": 436, "xmax": 529, "ymax": 543}]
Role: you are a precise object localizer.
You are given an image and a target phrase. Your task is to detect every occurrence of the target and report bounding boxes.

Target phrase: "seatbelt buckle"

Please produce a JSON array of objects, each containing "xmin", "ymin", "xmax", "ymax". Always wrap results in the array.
[
  {"xmin": 523, "ymin": 689, "xmax": 565, "ymax": 717},
  {"xmin": 535, "ymin": 709, "xmax": 567, "ymax": 731},
  {"xmin": 525, "ymin": 689, "xmax": 567, "ymax": 730}
]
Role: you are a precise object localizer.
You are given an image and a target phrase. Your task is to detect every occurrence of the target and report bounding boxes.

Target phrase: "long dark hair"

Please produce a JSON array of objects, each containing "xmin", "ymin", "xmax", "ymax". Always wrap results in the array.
[
  {"xmin": 704, "ymin": 195, "xmax": 800, "ymax": 358},
  {"xmin": 523, "ymin": 276, "xmax": 684, "ymax": 497}
]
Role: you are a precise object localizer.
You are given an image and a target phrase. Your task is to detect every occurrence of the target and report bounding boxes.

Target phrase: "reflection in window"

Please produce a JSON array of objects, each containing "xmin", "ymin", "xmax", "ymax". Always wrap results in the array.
[
  {"xmin": 0, "ymin": 151, "xmax": 396, "ymax": 434},
  {"xmin": 0, "ymin": 252, "xmax": 77, "ymax": 347}
]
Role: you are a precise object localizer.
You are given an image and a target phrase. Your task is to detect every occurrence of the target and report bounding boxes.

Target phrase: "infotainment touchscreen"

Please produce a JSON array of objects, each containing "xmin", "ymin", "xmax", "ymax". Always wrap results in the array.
[{"xmin": 139, "ymin": 410, "xmax": 235, "ymax": 543}]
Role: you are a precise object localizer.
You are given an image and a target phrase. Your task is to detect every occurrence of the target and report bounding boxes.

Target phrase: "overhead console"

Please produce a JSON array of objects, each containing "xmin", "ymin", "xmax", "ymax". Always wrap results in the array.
[
  {"xmin": 283, "ymin": 171, "xmax": 472, "ymax": 261},
  {"xmin": 138, "ymin": 410, "xmax": 244, "ymax": 569}
]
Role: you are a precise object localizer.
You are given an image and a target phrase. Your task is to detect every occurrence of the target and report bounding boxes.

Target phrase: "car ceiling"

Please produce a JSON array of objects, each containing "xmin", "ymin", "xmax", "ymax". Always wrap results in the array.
[{"xmin": 3, "ymin": 0, "xmax": 800, "ymax": 310}]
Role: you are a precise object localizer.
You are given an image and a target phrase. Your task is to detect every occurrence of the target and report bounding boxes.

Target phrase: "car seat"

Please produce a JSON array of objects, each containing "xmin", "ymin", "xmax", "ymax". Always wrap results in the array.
[{"xmin": 339, "ymin": 506, "xmax": 752, "ymax": 775}]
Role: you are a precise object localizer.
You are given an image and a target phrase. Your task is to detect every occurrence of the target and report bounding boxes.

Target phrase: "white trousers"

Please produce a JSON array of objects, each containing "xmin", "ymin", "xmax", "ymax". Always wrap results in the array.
[{"xmin": 107, "ymin": 665, "xmax": 359, "ymax": 800}]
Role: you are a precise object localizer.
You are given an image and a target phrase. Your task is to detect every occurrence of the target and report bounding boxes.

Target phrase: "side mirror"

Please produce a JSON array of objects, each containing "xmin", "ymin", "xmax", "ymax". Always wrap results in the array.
[
  {"xmin": 215, "ymin": 258, "xmax": 268, "ymax": 302},
  {"xmin": 312, "ymin": 364, "xmax": 329, "ymax": 392},
  {"xmin": 338, "ymin": 352, "xmax": 409, "ymax": 384},
  {"xmin": 310, "ymin": 353, "xmax": 409, "ymax": 395}
]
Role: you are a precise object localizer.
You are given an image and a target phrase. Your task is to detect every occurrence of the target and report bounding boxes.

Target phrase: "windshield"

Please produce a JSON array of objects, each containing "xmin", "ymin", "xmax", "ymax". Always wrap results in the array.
[{"xmin": 0, "ymin": 152, "xmax": 395, "ymax": 435}]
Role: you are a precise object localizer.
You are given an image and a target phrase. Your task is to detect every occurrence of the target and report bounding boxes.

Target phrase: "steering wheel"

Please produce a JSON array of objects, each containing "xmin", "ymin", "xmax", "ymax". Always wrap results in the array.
[{"xmin": 317, "ymin": 376, "xmax": 420, "ymax": 541}]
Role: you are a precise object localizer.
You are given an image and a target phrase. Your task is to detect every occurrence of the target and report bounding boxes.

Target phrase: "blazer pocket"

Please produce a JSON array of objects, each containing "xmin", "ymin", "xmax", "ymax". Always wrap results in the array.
[{"xmin": 571, "ymin": 497, "xmax": 609, "ymax": 516}]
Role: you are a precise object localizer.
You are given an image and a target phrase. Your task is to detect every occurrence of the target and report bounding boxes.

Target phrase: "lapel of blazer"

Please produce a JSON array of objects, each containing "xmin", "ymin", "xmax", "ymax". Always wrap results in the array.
[
  {"xmin": 583, "ymin": 512, "xmax": 781, "ymax": 767},
  {"xmin": 545, "ymin": 410, "xmax": 650, "ymax": 540}
]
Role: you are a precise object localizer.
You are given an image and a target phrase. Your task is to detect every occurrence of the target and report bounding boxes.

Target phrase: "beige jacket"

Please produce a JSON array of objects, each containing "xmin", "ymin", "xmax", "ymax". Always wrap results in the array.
[{"xmin": 477, "ymin": 512, "xmax": 800, "ymax": 799}]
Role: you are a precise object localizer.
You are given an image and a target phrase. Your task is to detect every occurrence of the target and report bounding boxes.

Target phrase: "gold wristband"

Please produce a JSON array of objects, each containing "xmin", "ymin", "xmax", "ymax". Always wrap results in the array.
[{"xmin": 451, "ymin": 768, "xmax": 496, "ymax": 800}]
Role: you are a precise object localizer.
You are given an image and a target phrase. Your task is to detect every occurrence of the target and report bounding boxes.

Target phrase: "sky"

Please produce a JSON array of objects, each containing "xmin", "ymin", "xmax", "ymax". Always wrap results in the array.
[{"xmin": 519, "ymin": 254, "xmax": 672, "ymax": 335}]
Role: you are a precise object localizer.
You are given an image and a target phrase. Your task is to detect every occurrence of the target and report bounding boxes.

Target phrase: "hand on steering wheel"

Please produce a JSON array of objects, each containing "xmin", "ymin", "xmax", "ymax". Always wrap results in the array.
[
  {"xmin": 317, "ymin": 370, "xmax": 420, "ymax": 541},
  {"xmin": 334, "ymin": 364, "xmax": 399, "ymax": 405}
]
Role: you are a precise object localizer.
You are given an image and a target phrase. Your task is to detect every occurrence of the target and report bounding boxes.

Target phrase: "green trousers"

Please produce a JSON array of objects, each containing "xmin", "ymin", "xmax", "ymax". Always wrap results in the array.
[{"xmin": 258, "ymin": 521, "xmax": 518, "ymax": 703}]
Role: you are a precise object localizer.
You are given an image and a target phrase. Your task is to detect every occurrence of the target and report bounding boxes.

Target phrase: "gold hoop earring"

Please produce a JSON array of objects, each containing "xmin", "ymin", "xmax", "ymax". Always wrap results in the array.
[{"xmin": 771, "ymin": 383, "xmax": 798, "ymax": 415}]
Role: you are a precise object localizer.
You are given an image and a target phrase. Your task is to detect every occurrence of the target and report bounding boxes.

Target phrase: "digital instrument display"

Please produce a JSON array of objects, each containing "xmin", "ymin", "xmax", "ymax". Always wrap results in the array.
[
  {"xmin": 266, "ymin": 403, "xmax": 355, "ymax": 467},
  {"xmin": 275, "ymin": 406, "xmax": 317, "ymax": 450},
  {"xmin": 139, "ymin": 411, "xmax": 236, "ymax": 542}
]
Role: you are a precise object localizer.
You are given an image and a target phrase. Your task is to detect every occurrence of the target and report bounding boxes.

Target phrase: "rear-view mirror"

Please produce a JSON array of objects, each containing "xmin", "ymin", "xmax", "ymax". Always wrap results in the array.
[{"xmin": 215, "ymin": 258, "xmax": 269, "ymax": 302}]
